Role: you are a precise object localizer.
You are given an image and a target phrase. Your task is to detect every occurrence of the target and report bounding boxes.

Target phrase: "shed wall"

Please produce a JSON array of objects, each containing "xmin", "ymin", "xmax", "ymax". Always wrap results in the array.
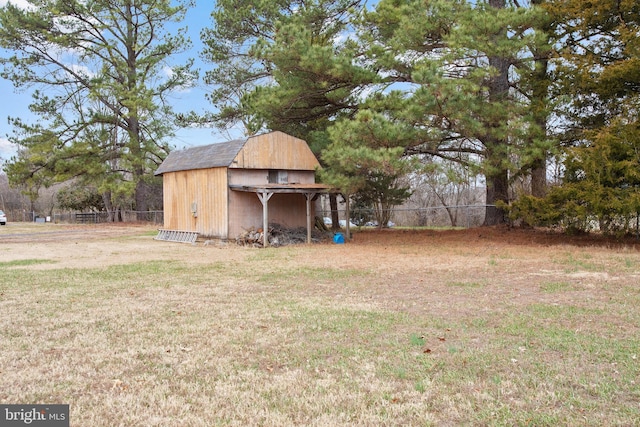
[
  {"xmin": 227, "ymin": 191, "xmax": 308, "ymax": 239},
  {"xmin": 269, "ymin": 194, "xmax": 308, "ymax": 228},
  {"xmin": 228, "ymin": 191, "xmax": 262, "ymax": 238},
  {"xmin": 162, "ymin": 168, "xmax": 229, "ymax": 237},
  {"xmin": 228, "ymin": 169, "xmax": 316, "ymax": 186}
]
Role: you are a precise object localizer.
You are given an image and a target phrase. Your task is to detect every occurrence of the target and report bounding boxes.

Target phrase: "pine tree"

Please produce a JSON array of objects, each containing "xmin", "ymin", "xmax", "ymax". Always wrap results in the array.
[
  {"xmin": 348, "ymin": 0, "xmax": 549, "ymax": 224},
  {"xmin": 202, "ymin": 0, "xmax": 371, "ymax": 228},
  {"xmin": 526, "ymin": 0, "xmax": 640, "ymax": 234},
  {"xmin": 0, "ymin": 0, "xmax": 195, "ymax": 218}
]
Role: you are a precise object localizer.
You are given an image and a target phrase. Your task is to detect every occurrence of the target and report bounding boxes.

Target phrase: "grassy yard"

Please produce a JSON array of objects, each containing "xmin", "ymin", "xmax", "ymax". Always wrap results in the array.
[{"xmin": 0, "ymin": 224, "xmax": 639, "ymax": 426}]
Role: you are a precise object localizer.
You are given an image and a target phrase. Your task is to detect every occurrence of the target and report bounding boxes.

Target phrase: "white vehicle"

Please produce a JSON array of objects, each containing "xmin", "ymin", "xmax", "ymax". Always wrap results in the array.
[
  {"xmin": 365, "ymin": 220, "xmax": 395, "ymax": 228},
  {"xmin": 0, "ymin": 210, "xmax": 6, "ymax": 225},
  {"xmin": 323, "ymin": 217, "xmax": 357, "ymax": 228}
]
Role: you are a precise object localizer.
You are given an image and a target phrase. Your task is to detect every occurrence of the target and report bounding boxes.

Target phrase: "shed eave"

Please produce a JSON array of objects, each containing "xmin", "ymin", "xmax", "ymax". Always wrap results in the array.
[{"xmin": 228, "ymin": 183, "xmax": 333, "ymax": 194}]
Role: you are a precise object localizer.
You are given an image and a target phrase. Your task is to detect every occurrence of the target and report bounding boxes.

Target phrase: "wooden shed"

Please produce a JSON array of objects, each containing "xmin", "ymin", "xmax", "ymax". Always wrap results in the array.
[{"xmin": 154, "ymin": 131, "xmax": 330, "ymax": 245}]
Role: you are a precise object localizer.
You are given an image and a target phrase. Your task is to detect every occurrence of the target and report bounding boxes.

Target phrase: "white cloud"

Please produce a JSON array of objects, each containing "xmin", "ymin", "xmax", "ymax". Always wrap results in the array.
[
  {"xmin": 0, "ymin": 137, "xmax": 17, "ymax": 160},
  {"xmin": 69, "ymin": 63, "xmax": 95, "ymax": 79}
]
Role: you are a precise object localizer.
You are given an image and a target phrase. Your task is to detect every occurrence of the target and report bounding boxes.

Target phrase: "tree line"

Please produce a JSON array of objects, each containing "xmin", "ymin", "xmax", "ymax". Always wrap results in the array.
[{"xmin": 1, "ymin": 0, "xmax": 638, "ymax": 234}]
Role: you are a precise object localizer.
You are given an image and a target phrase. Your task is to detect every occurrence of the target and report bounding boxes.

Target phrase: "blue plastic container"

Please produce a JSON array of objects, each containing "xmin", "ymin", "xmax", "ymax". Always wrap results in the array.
[{"xmin": 333, "ymin": 232, "xmax": 345, "ymax": 244}]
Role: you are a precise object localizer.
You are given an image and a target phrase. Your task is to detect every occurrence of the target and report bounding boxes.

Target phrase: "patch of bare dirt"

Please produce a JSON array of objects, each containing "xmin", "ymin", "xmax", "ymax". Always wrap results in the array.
[
  {"xmin": 0, "ymin": 222, "xmax": 156, "ymax": 243},
  {"xmin": 1, "ymin": 223, "xmax": 166, "ymax": 269}
]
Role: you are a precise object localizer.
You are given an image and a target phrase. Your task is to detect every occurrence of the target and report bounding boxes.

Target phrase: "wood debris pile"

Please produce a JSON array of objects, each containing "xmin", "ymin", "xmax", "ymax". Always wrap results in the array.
[{"xmin": 236, "ymin": 223, "xmax": 330, "ymax": 247}]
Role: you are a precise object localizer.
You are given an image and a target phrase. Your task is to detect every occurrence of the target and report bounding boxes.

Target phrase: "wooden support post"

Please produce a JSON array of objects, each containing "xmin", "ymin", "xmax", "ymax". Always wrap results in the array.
[
  {"xmin": 257, "ymin": 191, "xmax": 273, "ymax": 247},
  {"xmin": 305, "ymin": 193, "xmax": 316, "ymax": 244}
]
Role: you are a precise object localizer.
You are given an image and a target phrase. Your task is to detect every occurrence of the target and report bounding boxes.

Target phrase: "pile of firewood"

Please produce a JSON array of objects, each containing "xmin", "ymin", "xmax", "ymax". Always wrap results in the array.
[
  {"xmin": 235, "ymin": 223, "xmax": 329, "ymax": 247},
  {"xmin": 235, "ymin": 228, "xmax": 267, "ymax": 247}
]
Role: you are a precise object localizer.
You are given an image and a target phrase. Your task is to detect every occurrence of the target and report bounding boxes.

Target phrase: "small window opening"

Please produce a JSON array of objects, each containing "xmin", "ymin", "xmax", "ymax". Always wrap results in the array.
[{"xmin": 268, "ymin": 170, "xmax": 288, "ymax": 184}]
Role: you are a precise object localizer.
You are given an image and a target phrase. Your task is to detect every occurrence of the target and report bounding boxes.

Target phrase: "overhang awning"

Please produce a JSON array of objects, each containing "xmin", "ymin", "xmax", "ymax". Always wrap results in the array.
[
  {"xmin": 229, "ymin": 183, "xmax": 334, "ymax": 246},
  {"xmin": 229, "ymin": 183, "xmax": 332, "ymax": 193}
]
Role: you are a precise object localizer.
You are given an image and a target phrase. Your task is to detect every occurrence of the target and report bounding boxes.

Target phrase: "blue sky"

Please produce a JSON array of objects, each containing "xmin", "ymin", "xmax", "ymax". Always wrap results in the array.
[{"xmin": 0, "ymin": 0, "xmax": 245, "ymax": 162}]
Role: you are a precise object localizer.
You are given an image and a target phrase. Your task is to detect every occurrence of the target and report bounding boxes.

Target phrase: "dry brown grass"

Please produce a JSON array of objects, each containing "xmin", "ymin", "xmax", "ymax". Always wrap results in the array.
[{"xmin": 1, "ymin": 223, "xmax": 639, "ymax": 426}]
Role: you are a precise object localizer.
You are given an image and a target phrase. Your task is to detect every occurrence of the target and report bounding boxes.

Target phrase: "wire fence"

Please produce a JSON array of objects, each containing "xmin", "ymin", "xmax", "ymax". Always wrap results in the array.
[
  {"xmin": 320, "ymin": 205, "xmax": 497, "ymax": 228},
  {"xmin": 4, "ymin": 206, "xmax": 497, "ymax": 228},
  {"xmin": 3, "ymin": 210, "xmax": 165, "ymax": 225}
]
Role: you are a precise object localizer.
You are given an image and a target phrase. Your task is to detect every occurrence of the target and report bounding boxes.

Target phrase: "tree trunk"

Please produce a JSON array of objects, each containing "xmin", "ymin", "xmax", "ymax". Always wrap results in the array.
[
  {"xmin": 484, "ymin": 169, "xmax": 509, "ymax": 225},
  {"xmin": 529, "ymin": 37, "xmax": 551, "ymax": 197},
  {"xmin": 127, "ymin": 116, "xmax": 149, "ymax": 221},
  {"xmin": 531, "ymin": 157, "xmax": 547, "ymax": 197},
  {"xmin": 103, "ymin": 191, "xmax": 115, "ymax": 222},
  {"xmin": 329, "ymin": 193, "xmax": 340, "ymax": 230},
  {"xmin": 445, "ymin": 207, "xmax": 457, "ymax": 227},
  {"xmin": 135, "ymin": 179, "xmax": 149, "ymax": 220},
  {"xmin": 483, "ymin": 0, "xmax": 509, "ymax": 226}
]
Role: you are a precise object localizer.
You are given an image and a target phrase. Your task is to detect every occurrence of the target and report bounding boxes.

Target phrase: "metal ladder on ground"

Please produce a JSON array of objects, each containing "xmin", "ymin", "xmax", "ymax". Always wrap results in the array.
[{"xmin": 155, "ymin": 229, "xmax": 198, "ymax": 244}]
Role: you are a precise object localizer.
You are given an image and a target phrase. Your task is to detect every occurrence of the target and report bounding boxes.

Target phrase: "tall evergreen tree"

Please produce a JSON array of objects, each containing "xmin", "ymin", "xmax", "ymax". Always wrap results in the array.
[
  {"xmin": 339, "ymin": 0, "xmax": 547, "ymax": 224},
  {"xmin": 202, "ymin": 0, "xmax": 371, "ymax": 227},
  {"xmin": 514, "ymin": 0, "xmax": 640, "ymax": 234},
  {"xmin": 0, "ymin": 0, "xmax": 195, "ymax": 218},
  {"xmin": 202, "ymin": 0, "xmax": 371, "ymax": 143},
  {"xmin": 202, "ymin": 0, "xmax": 556, "ymax": 227},
  {"xmin": 550, "ymin": 0, "xmax": 640, "ymax": 137},
  {"xmin": 520, "ymin": 0, "xmax": 556, "ymax": 198}
]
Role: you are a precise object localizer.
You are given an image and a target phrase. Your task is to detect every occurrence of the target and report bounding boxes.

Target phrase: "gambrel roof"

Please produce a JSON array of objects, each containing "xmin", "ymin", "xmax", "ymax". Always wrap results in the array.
[{"xmin": 155, "ymin": 131, "xmax": 321, "ymax": 175}]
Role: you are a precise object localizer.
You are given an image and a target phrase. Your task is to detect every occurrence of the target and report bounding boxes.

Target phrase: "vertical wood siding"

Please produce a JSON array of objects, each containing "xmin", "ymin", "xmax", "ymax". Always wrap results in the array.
[
  {"xmin": 160, "ymin": 131, "xmax": 324, "ymax": 240},
  {"xmin": 232, "ymin": 131, "xmax": 320, "ymax": 170},
  {"xmin": 162, "ymin": 168, "xmax": 229, "ymax": 238}
]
